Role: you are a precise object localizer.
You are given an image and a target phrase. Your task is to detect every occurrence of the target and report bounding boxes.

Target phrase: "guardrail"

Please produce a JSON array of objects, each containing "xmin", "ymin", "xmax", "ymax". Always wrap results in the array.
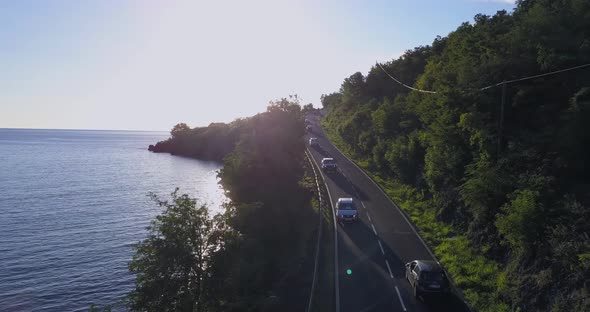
[
  {"xmin": 305, "ymin": 151, "xmax": 323, "ymax": 312},
  {"xmin": 305, "ymin": 149, "xmax": 340, "ymax": 312}
]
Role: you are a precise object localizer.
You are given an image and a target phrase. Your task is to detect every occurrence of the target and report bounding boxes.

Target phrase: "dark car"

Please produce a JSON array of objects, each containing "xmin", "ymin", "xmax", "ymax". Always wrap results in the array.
[
  {"xmin": 405, "ymin": 260, "xmax": 450, "ymax": 299},
  {"xmin": 321, "ymin": 157, "xmax": 337, "ymax": 173},
  {"xmin": 308, "ymin": 137, "xmax": 319, "ymax": 147}
]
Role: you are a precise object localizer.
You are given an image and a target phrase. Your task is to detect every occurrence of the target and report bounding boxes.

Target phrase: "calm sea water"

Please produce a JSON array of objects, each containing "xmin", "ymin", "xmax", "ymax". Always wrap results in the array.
[{"xmin": 0, "ymin": 129, "xmax": 226, "ymax": 311}]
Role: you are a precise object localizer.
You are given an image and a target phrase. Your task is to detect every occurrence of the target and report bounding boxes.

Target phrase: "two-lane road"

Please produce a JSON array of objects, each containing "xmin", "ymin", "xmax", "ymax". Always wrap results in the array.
[{"xmin": 306, "ymin": 114, "xmax": 468, "ymax": 312}]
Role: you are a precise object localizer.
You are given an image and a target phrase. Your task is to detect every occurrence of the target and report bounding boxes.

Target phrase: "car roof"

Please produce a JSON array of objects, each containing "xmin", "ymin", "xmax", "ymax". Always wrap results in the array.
[
  {"xmin": 322, "ymin": 157, "xmax": 334, "ymax": 161},
  {"xmin": 415, "ymin": 260, "xmax": 444, "ymax": 272},
  {"xmin": 338, "ymin": 198, "xmax": 353, "ymax": 203},
  {"xmin": 309, "ymin": 137, "xmax": 317, "ymax": 140}
]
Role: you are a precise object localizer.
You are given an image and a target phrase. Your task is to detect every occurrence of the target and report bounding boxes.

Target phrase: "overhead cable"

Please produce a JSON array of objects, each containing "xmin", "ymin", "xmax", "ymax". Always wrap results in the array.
[
  {"xmin": 377, "ymin": 61, "xmax": 590, "ymax": 94},
  {"xmin": 479, "ymin": 63, "xmax": 590, "ymax": 90},
  {"xmin": 376, "ymin": 63, "xmax": 437, "ymax": 94}
]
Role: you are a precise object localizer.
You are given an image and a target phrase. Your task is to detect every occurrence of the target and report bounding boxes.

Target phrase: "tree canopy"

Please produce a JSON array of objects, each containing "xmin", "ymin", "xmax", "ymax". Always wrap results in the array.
[
  {"xmin": 129, "ymin": 190, "xmax": 223, "ymax": 312},
  {"xmin": 132, "ymin": 98, "xmax": 316, "ymax": 311}
]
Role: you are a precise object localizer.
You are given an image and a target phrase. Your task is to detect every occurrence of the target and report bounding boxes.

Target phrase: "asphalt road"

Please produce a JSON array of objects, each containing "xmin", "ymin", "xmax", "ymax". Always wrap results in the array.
[{"xmin": 305, "ymin": 114, "xmax": 469, "ymax": 312}]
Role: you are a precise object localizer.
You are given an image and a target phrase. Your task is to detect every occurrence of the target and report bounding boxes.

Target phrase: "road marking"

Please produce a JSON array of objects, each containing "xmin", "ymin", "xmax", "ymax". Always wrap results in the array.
[
  {"xmin": 367, "ymin": 212, "xmax": 371, "ymax": 222},
  {"xmin": 385, "ymin": 260, "xmax": 393, "ymax": 278},
  {"xmin": 378, "ymin": 240, "xmax": 385, "ymax": 255},
  {"xmin": 360, "ymin": 201, "xmax": 366, "ymax": 209},
  {"xmin": 395, "ymin": 286, "xmax": 407, "ymax": 312},
  {"xmin": 371, "ymin": 224, "xmax": 377, "ymax": 235}
]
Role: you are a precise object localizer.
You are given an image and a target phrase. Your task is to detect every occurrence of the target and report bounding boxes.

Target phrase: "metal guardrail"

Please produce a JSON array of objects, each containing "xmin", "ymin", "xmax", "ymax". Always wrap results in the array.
[
  {"xmin": 305, "ymin": 151, "xmax": 323, "ymax": 312},
  {"xmin": 305, "ymin": 149, "xmax": 340, "ymax": 312}
]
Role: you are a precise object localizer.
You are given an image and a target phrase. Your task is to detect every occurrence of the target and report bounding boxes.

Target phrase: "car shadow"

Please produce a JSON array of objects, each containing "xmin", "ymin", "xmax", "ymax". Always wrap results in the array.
[
  {"xmin": 326, "ymin": 171, "xmax": 370, "ymax": 201},
  {"xmin": 348, "ymin": 181, "xmax": 370, "ymax": 201},
  {"xmin": 312, "ymin": 144, "xmax": 331, "ymax": 157},
  {"xmin": 336, "ymin": 219, "xmax": 404, "ymax": 310},
  {"xmin": 338, "ymin": 217, "xmax": 406, "ymax": 277}
]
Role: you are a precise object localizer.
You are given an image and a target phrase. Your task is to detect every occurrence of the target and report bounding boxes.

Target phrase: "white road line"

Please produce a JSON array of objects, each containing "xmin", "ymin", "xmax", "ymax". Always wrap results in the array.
[
  {"xmin": 378, "ymin": 240, "xmax": 385, "ymax": 255},
  {"xmin": 395, "ymin": 286, "xmax": 407, "ymax": 312},
  {"xmin": 360, "ymin": 201, "xmax": 366, "ymax": 209},
  {"xmin": 371, "ymin": 224, "xmax": 377, "ymax": 235},
  {"xmin": 367, "ymin": 212, "xmax": 371, "ymax": 222},
  {"xmin": 385, "ymin": 260, "xmax": 393, "ymax": 278}
]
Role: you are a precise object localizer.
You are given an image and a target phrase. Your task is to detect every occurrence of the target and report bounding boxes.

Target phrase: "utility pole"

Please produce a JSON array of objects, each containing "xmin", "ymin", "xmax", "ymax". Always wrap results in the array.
[{"xmin": 498, "ymin": 82, "xmax": 507, "ymax": 154}]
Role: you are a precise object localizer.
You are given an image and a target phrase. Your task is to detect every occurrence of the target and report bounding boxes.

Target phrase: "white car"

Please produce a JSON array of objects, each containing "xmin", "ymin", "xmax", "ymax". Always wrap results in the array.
[
  {"xmin": 309, "ymin": 137, "xmax": 319, "ymax": 147},
  {"xmin": 336, "ymin": 198, "xmax": 358, "ymax": 223}
]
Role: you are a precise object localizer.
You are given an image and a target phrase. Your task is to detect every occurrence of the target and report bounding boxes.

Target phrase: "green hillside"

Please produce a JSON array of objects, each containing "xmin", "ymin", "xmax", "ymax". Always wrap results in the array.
[{"xmin": 321, "ymin": 0, "xmax": 590, "ymax": 311}]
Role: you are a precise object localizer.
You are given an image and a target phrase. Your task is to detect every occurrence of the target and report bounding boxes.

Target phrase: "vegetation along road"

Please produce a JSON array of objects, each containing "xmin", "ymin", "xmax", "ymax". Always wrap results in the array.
[{"xmin": 306, "ymin": 114, "xmax": 469, "ymax": 312}]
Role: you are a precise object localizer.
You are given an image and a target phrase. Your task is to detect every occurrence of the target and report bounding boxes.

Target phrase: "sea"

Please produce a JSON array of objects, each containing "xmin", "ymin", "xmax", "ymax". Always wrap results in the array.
[{"xmin": 0, "ymin": 129, "xmax": 226, "ymax": 311}]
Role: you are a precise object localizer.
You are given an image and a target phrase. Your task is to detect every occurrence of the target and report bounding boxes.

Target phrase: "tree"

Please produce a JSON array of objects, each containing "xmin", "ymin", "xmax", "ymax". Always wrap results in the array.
[
  {"xmin": 128, "ymin": 190, "xmax": 223, "ymax": 312},
  {"xmin": 320, "ymin": 93, "xmax": 342, "ymax": 110},
  {"xmin": 495, "ymin": 190, "xmax": 542, "ymax": 255},
  {"xmin": 302, "ymin": 103, "xmax": 314, "ymax": 114},
  {"xmin": 171, "ymin": 123, "xmax": 191, "ymax": 140}
]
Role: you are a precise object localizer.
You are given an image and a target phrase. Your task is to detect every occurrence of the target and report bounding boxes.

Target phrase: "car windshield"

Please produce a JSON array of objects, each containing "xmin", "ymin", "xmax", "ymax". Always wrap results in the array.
[
  {"xmin": 324, "ymin": 159, "xmax": 335, "ymax": 164},
  {"xmin": 422, "ymin": 271, "xmax": 445, "ymax": 282},
  {"xmin": 340, "ymin": 203, "xmax": 355, "ymax": 210}
]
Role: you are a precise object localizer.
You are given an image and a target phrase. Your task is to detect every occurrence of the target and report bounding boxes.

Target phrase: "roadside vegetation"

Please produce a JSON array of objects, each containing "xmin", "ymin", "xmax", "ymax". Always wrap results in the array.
[
  {"xmin": 122, "ymin": 98, "xmax": 326, "ymax": 311},
  {"xmin": 321, "ymin": 1, "xmax": 590, "ymax": 311}
]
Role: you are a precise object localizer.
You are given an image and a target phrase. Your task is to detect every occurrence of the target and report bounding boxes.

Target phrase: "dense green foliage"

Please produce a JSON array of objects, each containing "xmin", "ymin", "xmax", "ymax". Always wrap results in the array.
[
  {"xmin": 211, "ymin": 99, "xmax": 317, "ymax": 311},
  {"xmin": 133, "ymin": 98, "xmax": 319, "ymax": 311},
  {"xmin": 128, "ymin": 191, "xmax": 225, "ymax": 312},
  {"xmin": 149, "ymin": 121, "xmax": 245, "ymax": 161},
  {"xmin": 322, "ymin": 1, "xmax": 590, "ymax": 311}
]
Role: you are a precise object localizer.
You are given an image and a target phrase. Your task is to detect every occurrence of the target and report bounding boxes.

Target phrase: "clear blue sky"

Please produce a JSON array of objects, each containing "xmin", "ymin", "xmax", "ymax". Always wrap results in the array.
[{"xmin": 0, "ymin": 0, "xmax": 516, "ymax": 131}]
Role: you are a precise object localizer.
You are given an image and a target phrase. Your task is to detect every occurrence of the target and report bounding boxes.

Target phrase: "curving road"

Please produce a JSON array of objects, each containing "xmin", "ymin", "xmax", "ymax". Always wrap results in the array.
[{"xmin": 306, "ymin": 114, "xmax": 469, "ymax": 312}]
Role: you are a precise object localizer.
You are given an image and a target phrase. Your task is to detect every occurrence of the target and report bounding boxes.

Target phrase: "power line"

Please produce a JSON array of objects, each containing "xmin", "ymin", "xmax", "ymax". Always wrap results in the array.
[
  {"xmin": 479, "ymin": 63, "xmax": 590, "ymax": 90},
  {"xmin": 377, "ymin": 61, "xmax": 590, "ymax": 94},
  {"xmin": 376, "ymin": 63, "xmax": 437, "ymax": 94}
]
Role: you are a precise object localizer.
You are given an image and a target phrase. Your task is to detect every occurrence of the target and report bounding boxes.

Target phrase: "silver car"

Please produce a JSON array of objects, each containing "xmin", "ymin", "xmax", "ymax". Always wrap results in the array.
[{"xmin": 336, "ymin": 198, "xmax": 358, "ymax": 223}]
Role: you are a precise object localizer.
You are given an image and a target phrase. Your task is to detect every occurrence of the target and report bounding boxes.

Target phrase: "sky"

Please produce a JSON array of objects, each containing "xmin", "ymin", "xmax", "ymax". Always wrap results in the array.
[{"xmin": 0, "ymin": 0, "xmax": 516, "ymax": 131}]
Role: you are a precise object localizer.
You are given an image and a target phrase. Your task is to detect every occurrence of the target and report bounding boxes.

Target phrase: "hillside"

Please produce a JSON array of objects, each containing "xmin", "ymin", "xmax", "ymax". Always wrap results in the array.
[{"xmin": 321, "ymin": 0, "xmax": 590, "ymax": 311}]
